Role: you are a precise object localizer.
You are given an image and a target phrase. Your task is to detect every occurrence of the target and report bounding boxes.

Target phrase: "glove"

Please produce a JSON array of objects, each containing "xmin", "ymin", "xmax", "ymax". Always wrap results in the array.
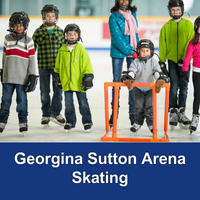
[
  {"xmin": 120, "ymin": 71, "xmax": 135, "ymax": 82},
  {"xmin": 156, "ymin": 79, "xmax": 165, "ymax": 93},
  {"xmin": 158, "ymin": 61, "xmax": 169, "ymax": 77},
  {"xmin": 53, "ymin": 72, "xmax": 62, "ymax": 89},
  {"xmin": 82, "ymin": 74, "xmax": 94, "ymax": 91},
  {"xmin": 180, "ymin": 71, "xmax": 189, "ymax": 87},
  {"xmin": 24, "ymin": 74, "xmax": 39, "ymax": 92},
  {"xmin": 0, "ymin": 69, "xmax": 3, "ymax": 83},
  {"xmin": 124, "ymin": 79, "xmax": 135, "ymax": 91},
  {"xmin": 177, "ymin": 60, "xmax": 183, "ymax": 76}
]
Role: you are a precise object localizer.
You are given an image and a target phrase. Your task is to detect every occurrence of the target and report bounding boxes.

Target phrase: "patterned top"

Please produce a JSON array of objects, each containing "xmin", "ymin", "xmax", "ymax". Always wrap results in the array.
[
  {"xmin": 2, "ymin": 33, "xmax": 36, "ymax": 85},
  {"xmin": 183, "ymin": 40, "xmax": 200, "ymax": 72},
  {"xmin": 32, "ymin": 24, "xmax": 65, "ymax": 70}
]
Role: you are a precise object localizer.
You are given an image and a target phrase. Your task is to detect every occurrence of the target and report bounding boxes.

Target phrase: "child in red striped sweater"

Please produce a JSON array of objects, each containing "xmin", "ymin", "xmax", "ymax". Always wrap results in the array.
[{"xmin": 181, "ymin": 16, "xmax": 200, "ymax": 134}]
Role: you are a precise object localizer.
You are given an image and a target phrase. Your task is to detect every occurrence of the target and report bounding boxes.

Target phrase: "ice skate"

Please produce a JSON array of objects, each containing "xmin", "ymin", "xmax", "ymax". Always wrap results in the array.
[
  {"xmin": 0, "ymin": 123, "xmax": 6, "ymax": 134},
  {"xmin": 147, "ymin": 124, "xmax": 153, "ymax": 133},
  {"xmin": 64, "ymin": 123, "xmax": 74, "ymax": 133},
  {"xmin": 178, "ymin": 107, "xmax": 191, "ymax": 129},
  {"xmin": 189, "ymin": 114, "xmax": 199, "ymax": 134},
  {"xmin": 19, "ymin": 123, "xmax": 28, "ymax": 137},
  {"xmin": 129, "ymin": 114, "xmax": 135, "ymax": 126},
  {"xmin": 41, "ymin": 117, "xmax": 50, "ymax": 128},
  {"xmin": 130, "ymin": 123, "xmax": 141, "ymax": 136},
  {"xmin": 169, "ymin": 108, "xmax": 178, "ymax": 130},
  {"xmin": 50, "ymin": 114, "xmax": 65, "ymax": 126},
  {"xmin": 84, "ymin": 124, "xmax": 92, "ymax": 133}
]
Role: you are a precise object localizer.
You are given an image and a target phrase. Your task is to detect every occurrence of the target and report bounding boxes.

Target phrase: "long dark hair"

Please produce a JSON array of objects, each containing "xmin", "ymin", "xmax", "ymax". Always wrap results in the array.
[
  {"xmin": 110, "ymin": 1, "xmax": 137, "ymax": 13},
  {"xmin": 192, "ymin": 33, "xmax": 199, "ymax": 46}
]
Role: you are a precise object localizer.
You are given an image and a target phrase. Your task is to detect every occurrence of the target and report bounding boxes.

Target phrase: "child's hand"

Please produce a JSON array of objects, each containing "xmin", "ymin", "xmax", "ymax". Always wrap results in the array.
[
  {"xmin": 156, "ymin": 79, "xmax": 165, "ymax": 93},
  {"xmin": 124, "ymin": 79, "xmax": 135, "ymax": 91}
]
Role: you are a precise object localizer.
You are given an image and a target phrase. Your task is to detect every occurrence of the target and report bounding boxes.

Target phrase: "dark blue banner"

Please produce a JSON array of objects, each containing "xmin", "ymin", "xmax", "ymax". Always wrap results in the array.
[{"xmin": 0, "ymin": 143, "xmax": 199, "ymax": 200}]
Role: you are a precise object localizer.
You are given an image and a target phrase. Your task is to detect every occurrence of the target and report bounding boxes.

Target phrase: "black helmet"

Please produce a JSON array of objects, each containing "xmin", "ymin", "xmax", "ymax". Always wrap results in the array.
[
  {"xmin": 8, "ymin": 12, "xmax": 30, "ymax": 34},
  {"xmin": 115, "ymin": 0, "xmax": 133, "ymax": 11},
  {"xmin": 136, "ymin": 39, "xmax": 154, "ymax": 61},
  {"xmin": 64, "ymin": 24, "xmax": 82, "ymax": 45},
  {"xmin": 41, "ymin": 4, "xmax": 59, "ymax": 26},
  {"xmin": 168, "ymin": 0, "xmax": 184, "ymax": 19},
  {"xmin": 194, "ymin": 16, "xmax": 200, "ymax": 33}
]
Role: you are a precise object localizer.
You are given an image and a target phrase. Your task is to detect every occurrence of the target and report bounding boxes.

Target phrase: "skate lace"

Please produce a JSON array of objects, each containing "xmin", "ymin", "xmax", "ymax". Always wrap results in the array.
[
  {"xmin": 179, "ymin": 112, "xmax": 190, "ymax": 122},
  {"xmin": 170, "ymin": 113, "xmax": 178, "ymax": 122},
  {"xmin": 191, "ymin": 116, "xmax": 199, "ymax": 127},
  {"xmin": 42, "ymin": 117, "xmax": 50, "ymax": 121},
  {"xmin": 19, "ymin": 123, "xmax": 27, "ymax": 128},
  {"xmin": 56, "ymin": 114, "xmax": 64, "ymax": 120}
]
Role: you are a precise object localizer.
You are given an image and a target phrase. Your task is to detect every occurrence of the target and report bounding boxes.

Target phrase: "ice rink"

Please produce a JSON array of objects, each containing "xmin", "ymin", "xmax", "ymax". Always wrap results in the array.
[{"xmin": 0, "ymin": 50, "xmax": 199, "ymax": 143}]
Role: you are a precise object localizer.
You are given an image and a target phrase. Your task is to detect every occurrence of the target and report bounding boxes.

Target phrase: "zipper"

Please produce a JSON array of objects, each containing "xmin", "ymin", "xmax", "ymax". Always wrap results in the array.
[
  {"xmin": 177, "ymin": 23, "xmax": 179, "ymax": 63},
  {"xmin": 69, "ymin": 51, "xmax": 72, "ymax": 90}
]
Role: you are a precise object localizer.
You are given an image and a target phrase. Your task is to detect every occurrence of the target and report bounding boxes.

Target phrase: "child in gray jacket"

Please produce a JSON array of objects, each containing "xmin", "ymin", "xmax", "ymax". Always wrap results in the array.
[{"xmin": 121, "ymin": 39, "xmax": 169, "ymax": 135}]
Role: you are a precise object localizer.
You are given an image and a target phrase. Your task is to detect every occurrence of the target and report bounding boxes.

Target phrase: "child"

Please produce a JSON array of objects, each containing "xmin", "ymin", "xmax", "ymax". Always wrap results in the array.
[
  {"xmin": 54, "ymin": 24, "xmax": 94, "ymax": 133},
  {"xmin": 121, "ymin": 39, "xmax": 169, "ymax": 135},
  {"xmin": 159, "ymin": 0, "xmax": 194, "ymax": 130},
  {"xmin": 32, "ymin": 4, "xmax": 65, "ymax": 128},
  {"xmin": 181, "ymin": 16, "xmax": 200, "ymax": 134},
  {"xmin": 0, "ymin": 12, "xmax": 37, "ymax": 136}
]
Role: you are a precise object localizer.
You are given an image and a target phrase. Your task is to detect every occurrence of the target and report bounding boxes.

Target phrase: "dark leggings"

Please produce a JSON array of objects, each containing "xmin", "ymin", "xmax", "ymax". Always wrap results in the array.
[{"xmin": 192, "ymin": 71, "xmax": 200, "ymax": 114}]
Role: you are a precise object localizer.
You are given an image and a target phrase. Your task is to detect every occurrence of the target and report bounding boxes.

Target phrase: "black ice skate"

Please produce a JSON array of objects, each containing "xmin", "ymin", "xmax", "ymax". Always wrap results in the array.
[
  {"xmin": 84, "ymin": 124, "xmax": 92, "ymax": 133},
  {"xmin": 169, "ymin": 108, "xmax": 178, "ymax": 130},
  {"xmin": 41, "ymin": 117, "xmax": 50, "ymax": 129},
  {"xmin": 129, "ymin": 114, "xmax": 135, "ymax": 126},
  {"xmin": 178, "ymin": 107, "xmax": 191, "ymax": 129},
  {"xmin": 189, "ymin": 114, "xmax": 199, "ymax": 134},
  {"xmin": 64, "ymin": 123, "xmax": 74, "ymax": 133},
  {"xmin": 19, "ymin": 123, "xmax": 28, "ymax": 137},
  {"xmin": 50, "ymin": 114, "xmax": 65, "ymax": 126},
  {"xmin": 130, "ymin": 123, "xmax": 141, "ymax": 136},
  {"xmin": 0, "ymin": 123, "xmax": 6, "ymax": 134},
  {"xmin": 109, "ymin": 111, "xmax": 119, "ymax": 129}
]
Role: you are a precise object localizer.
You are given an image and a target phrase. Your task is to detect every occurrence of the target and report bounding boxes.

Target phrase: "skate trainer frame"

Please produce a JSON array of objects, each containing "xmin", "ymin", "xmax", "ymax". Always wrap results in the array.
[{"xmin": 101, "ymin": 82, "xmax": 170, "ymax": 142}]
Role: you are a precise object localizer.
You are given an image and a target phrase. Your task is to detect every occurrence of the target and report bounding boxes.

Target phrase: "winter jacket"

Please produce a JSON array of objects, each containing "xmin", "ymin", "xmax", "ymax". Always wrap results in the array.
[
  {"xmin": 32, "ymin": 24, "xmax": 65, "ymax": 69},
  {"xmin": 54, "ymin": 43, "xmax": 93, "ymax": 93},
  {"xmin": 129, "ymin": 57, "xmax": 162, "ymax": 91},
  {"xmin": 159, "ymin": 18, "xmax": 194, "ymax": 63},
  {"xmin": 2, "ymin": 33, "xmax": 36, "ymax": 84},
  {"xmin": 109, "ymin": 11, "xmax": 139, "ymax": 58}
]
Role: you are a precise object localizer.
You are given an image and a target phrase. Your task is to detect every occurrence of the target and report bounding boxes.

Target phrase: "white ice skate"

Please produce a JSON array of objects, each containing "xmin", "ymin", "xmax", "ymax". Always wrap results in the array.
[
  {"xmin": 130, "ymin": 123, "xmax": 141, "ymax": 136},
  {"xmin": 19, "ymin": 123, "xmax": 28, "ymax": 137},
  {"xmin": 41, "ymin": 117, "xmax": 50, "ymax": 129},
  {"xmin": 169, "ymin": 108, "xmax": 178, "ymax": 130},
  {"xmin": 50, "ymin": 114, "xmax": 65, "ymax": 126},
  {"xmin": 189, "ymin": 114, "xmax": 199, "ymax": 134},
  {"xmin": 0, "ymin": 123, "xmax": 6, "ymax": 134},
  {"xmin": 178, "ymin": 107, "xmax": 191, "ymax": 129}
]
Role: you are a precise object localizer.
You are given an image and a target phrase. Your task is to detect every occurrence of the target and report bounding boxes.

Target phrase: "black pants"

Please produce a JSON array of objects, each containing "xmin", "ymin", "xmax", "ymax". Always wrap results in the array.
[{"xmin": 193, "ymin": 72, "xmax": 200, "ymax": 115}]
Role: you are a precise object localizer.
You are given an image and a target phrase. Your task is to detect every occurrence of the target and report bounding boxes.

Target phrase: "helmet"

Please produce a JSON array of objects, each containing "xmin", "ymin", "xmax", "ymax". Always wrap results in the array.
[
  {"xmin": 115, "ymin": 0, "xmax": 132, "ymax": 10},
  {"xmin": 41, "ymin": 4, "xmax": 59, "ymax": 26},
  {"xmin": 136, "ymin": 39, "xmax": 154, "ymax": 61},
  {"xmin": 194, "ymin": 16, "xmax": 200, "ymax": 33},
  {"xmin": 8, "ymin": 12, "xmax": 30, "ymax": 34},
  {"xmin": 64, "ymin": 24, "xmax": 82, "ymax": 45},
  {"xmin": 168, "ymin": 0, "xmax": 184, "ymax": 19}
]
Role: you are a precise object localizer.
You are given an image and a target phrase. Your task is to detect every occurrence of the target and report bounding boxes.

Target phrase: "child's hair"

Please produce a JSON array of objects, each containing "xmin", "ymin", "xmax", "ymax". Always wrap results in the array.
[
  {"xmin": 192, "ymin": 16, "xmax": 200, "ymax": 45},
  {"xmin": 192, "ymin": 33, "xmax": 199, "ymax": 46},
  {"xmin": 110, "ymin": 0, "xmax": 137, "ymax": 13}
]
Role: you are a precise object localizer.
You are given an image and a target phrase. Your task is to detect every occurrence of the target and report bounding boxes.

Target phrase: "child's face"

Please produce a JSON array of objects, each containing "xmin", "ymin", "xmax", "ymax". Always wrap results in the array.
[
  {"xmin": 170, "ymin": 6, "xmax": 182, "ymax": 17},
  {"xmin": 66, "ymin": 31, "xmax": 78, "ymax": 41},
  {"xmin": 119, "ymin": 0, "xmax": 129, "ymax": 6},
  {"xmin": 198, "ymin": 26, "xmax": 200, "ymax": 34},
  {"xmin": 45, "ymin": 12, "xmax": 56, "ymax": 24},
  {"xmin": 139, "ymin": 48, "xmax": 151, "ymax": 58},
  {"xmin": 13, "ymin": 24, "xmax": 25, "ymax": 35}
]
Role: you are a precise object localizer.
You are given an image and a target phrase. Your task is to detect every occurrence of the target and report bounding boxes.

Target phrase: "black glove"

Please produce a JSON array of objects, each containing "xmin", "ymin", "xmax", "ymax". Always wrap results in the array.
[
  {"xmin": 180, "ymin": 71, "xmax": 189, "ymax": 87},
  {"xmin": 0, "ymin": 69, "xmax": 3, "ymax": 83},
  {"xmin": 120, "ymin": 71, "xmax": 135, "ymax": 82},
  {"xmin": 24, "ymin": 74, "xmax": 39, "ymax": 92},
  {"xmin": 177, "ymin": 60, "xmax": 183, "ymax": 76},
  {"xmin": 53, "ymin": 72, "xmax": 62, "ymax": 89},
  {"xmin": 158, "ymin": 61, "xmax": 169, "ymax": 77},
  {"xmin": 82, "ymin": 74, "xmax": 94, "ymax": 91}
]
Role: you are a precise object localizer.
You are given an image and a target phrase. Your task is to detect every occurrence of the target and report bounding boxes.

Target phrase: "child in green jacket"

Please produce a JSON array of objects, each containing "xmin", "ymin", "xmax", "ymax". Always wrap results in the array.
[
  {"xmin": 54, "ymin": 24, "xmax": 94, "ymax": 133},
  {"xmin": 159, "ymin": 0, "xmax": 194, "ymax": 130}
]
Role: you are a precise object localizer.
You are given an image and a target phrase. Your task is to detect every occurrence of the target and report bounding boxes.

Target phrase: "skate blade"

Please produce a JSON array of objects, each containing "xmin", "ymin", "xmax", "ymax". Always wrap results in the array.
[
  {"xmin": 50, "ymin": 117, "xmax": 65, "ymax": 126},
  {"xmin": 170, "ymin": 125, "xmax": 176, "ymax": 131},
  {"xmin": 65, "ymin": 128, "xmax": 74, "ymax": 133},
  {"xmin": 43, "ymin": 124, "xmax": 49, "ymax": 129},
  {"xmin": 85, "ymin": 128, "xmax": 92, "ymax": 133},
  {"xmin": 179, "ymin": 123, "xmax": 189, "ymax": 129},
  {"xmin": 130, "ymin": 130, "xmax": 139, "ymax": 136},
  {"xmin": 22, "ymin": 132, "xmax": 26, "ymax": 137}
]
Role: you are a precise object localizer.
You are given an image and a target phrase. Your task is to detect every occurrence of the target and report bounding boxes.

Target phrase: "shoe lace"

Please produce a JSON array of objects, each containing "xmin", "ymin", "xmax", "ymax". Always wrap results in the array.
[{"xmin": 42, "ymin": 117, "xmax": 50, "ymax": 121}]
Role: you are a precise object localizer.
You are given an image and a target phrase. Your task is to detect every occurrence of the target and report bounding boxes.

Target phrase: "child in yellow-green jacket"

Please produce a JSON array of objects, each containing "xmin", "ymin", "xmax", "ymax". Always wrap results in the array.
[
  {"xmin": 159, "ymin": 0, "xmax": 194, "ymax": 131},
  {"xmin": 54, "ymin": 24, "xmax": 94, "ymax": 133}
]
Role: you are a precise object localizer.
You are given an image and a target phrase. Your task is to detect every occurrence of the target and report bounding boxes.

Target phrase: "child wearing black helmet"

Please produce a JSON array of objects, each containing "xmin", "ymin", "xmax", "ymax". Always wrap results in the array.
[
  {"xmin": 54, "ymin": 24, "xmax": 94, "ymax": 133},
  {"xmin": 32, "ymin": 4, "xmax": 65, "ymax": 128},
  {"xmin": 159, "ymin": 0, "xmax": 194, "ymax": 131},
  {"xmin": 181, "ymin": 16, "xmax": 200, "ymax": 134},
  {"xmin": 0, "ymin": 12, "xmax": 37, "ymax": 136},
  {"xmin": 121, "ymin": 39, "xmax": 169, "ymax": 135}
]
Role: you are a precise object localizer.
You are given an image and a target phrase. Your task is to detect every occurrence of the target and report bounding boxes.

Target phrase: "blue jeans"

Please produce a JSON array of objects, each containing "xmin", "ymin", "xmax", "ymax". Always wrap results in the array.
[
  {"xmin": 168, "ymin": 60, "xmax": 190, "ymax": 109},
  {"xmin": 39, "ymin": 69, "xmax": 63, "ymax": 117},
  {"xmin": 0, "ymin": 83, "xmax": 28, "ymax": 123},
  {"xmin": 64, "ymin": 91, "xmax": 92, "ymax": 127},
  {"xmin": 111, "ymin": 57, "xmax": 135, "ymax": 115}
]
